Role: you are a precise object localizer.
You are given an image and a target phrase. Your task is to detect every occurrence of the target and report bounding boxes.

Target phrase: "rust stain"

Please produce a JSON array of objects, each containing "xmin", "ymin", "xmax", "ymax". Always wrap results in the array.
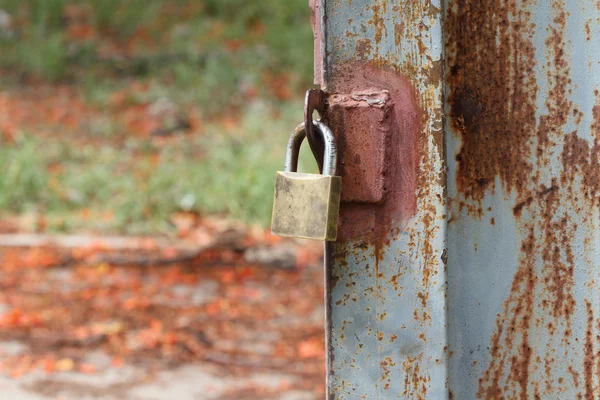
[
  {"xmin": 448, "ymin": 0, "xmax": 600, "ymax": 397},
  {"xmin": 354, "ymin": 39, "xmax": 373, "ymax": 59},
  {"xmin": 325, "ymin": 61, "xmax": 423, "ymax": 243},
  {"xmin": 309, "ymin": 0, "xmax": 323, "ymax": 86},
  {"xmin": 568, "ymin": 366, "xmax": 580, "ymax": 388},
  {"xmin": 563, "ymin": 112, "xmax": 600, "ymax": 205},
  {"xmin": 584, "ymin": 301, "xmax": 594, "ymax": 399},
  {"xmin": 596, "ymin": 316, "xmax": 600, "ymax": 397},
  {"xmin": 477, "ymin": 229, "xmax": 536, "ymax": 400},
  {"xmin": 447, "ymin": 0, "xmax": 538, "ymax": 204},
  {"xmin": 394, "ymin": 22, "xmax": 404, "ymax": 47},
  {"xmin": 512, "ymin": 185, "xmax": 557, "ymax": 217},
  {"xmin": 402, "ymin": 355, "xmax": 428, "ymax": 400},
  {"xmin": 380, "ymin": 356, "xmax": 396, "ymax": 390},
  {"xmin": 369, "ymin": 2, "xmax": 387, "ymax": 45},
  {"xmin": 326, "ymin": 89, "xmax": 391, "ymax": 204},
  {"xmin": 585, "ymin": 20, "xmax": 592, "ymax": 41}
]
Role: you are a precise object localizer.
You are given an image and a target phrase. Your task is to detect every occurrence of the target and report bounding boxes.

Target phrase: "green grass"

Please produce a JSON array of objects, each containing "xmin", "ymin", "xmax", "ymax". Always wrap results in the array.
[
  {"xmin": 89, "ymin": 0, "xmax": 163, "ymax": 37},
  {"xmin": 0, "ymin": 0, "xmax": 316, "ymax": 232},
  {"xmin": 0, "ymin": 0, "xmax": 314, "ymax": 111},
  {"xmin": 0, "ymin": 134, "xmax": 51, "ymax": 212},
  {"xmin": 0, "ymin": 103, "xmax": 318, "ymax": 234}
]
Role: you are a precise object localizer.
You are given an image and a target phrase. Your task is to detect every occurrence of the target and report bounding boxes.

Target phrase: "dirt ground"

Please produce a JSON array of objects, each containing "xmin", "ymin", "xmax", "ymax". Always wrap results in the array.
[
  {"xmin": 0, "ymin": 222, "xmax": 326, "ymax": 399},
  {"xmin": 0, "ymin": 3, "xmax": 323, "ymax": 398},
  {"xmin": 0, "ymin": 361, "xmax": 319, "ymax": 400}
]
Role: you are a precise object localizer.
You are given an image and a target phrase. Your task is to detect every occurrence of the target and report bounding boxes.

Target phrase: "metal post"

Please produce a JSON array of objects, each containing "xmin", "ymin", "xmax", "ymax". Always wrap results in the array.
[
  {"xmin": 313, "ymin": 1, "xmax": 447, "ymax": 398},
  {"xmin": 446, "ymin": 1, "xmax": 600, "ymax": 399},
  {"xmin": 313, "ymin": 0, "xmax": 600, "ymax": 398}
]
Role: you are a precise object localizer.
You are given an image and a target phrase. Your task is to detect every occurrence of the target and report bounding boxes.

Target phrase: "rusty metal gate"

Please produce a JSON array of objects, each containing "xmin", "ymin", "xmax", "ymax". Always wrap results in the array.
[{"xmin": 308, "ymin": 0, "xmax": 600, "ymax": 398}]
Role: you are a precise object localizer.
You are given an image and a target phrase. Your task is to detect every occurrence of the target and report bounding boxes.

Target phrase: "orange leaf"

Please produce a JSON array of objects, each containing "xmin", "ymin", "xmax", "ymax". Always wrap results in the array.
[
  {"xmin": 56, "ymin": 358, "xmax": 74, "ymax": 372},
  {"xmin": 112, "ymin": 357, "xmax": 124, "ymax": 368},
  {"xmin": 150, "ymin": 319, "xmax": 163, "ymax": 333},
  {"xmin": 162, "ymin": 247, "xmax": 178, "ymax": 259},
  {"xmin": 237, "ymin": 266, "xmax": 257, "ymax": 281},
  {"xmin": 297, "ymin": 338, "xmax": 324, "ymax": 359},
  {"xmin": 278, "ymin": 380, "xmax": 293, "ymax": 391},
  {"xmin": 79, "ymin": 363, "xmax": 97, "ymax": 374},
  {"xmin": 220, "ymin": 270, "xmax": 235, "ymax": 284},
  {"xmin": 0, "ymin": 309, "xmax": 22, "ymax": 327},
  {"xmin": 42, "ymin": 358, "xmax": 56, "ymax": 374},
  {"xmin": 162, "ymin": 332, "xmax": 178, "ymax": 345}
]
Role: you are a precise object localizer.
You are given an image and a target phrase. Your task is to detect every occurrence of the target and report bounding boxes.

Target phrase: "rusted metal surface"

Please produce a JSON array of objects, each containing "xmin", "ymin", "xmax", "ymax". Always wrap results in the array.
[
  {"xmin": 445, "ymin": 0, "xmax": 600, "ymax": 399},
  {"xmin": 304, "ymin": 89, "xmax": 327, "ymax": 172},
  {"xmin": 309, "ymin": 0, "xmax": 324, "ymax": 86},
  {"xmin": 326, "ymin": 89, "xmax": 391, "ymax": 204},
  {"xmin": 317, "ymin": 0, "xmax": 446, "ymax": 398},
  {"xmin": 317, "ymin": 0, "xmax": 600, "ymax": 397}
]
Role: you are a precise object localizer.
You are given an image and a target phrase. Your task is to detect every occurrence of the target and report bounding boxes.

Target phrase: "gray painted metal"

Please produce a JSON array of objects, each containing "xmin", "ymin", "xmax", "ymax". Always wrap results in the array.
[
  {"xmin": 445, "ymin": 1, "xmax": 600, "ymax": 399},
  {"xmin": 319, "ymin": 0, "xmax": 447, "ymax": 398},
  {"xmin": 317, "ymin": 0, "xmax": 600, "ymax": 398}
]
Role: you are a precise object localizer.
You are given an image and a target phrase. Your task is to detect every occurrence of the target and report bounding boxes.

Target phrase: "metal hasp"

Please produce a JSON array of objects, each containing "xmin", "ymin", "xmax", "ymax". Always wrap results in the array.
[
  {"xmin": 313, "ymin": 0, "xmax": 600, "ymax": 399},
  {"xmin": 304, "ymin": 89, "xmax": 328, "ymax": 172},
  {"xmin": 326, "ymin": 89, "xmax": 392, "ymax": 204}
]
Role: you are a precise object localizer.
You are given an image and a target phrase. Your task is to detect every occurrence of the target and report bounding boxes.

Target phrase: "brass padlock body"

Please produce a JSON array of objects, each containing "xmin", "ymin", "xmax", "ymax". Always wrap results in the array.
[
  {"xmin": 271, "ymin": 171, "xmax": 341, "ymax": 241},
  {"xmin": 271, "ymin": 121, "xmax": 341, "ymax": 241}
]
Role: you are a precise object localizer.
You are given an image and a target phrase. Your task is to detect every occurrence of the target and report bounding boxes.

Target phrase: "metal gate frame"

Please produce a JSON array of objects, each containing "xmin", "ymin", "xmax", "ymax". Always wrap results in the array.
[{"xmin": 310, "ymin": 0, "xmax": 600, "ymax": 398}]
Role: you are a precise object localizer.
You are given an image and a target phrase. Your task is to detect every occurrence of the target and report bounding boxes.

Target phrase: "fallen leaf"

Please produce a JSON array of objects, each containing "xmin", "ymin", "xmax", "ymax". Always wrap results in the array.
[
  {"xmin": 79, "ymin": 363, "xmax": 97, "ymax": 374},
  {"xmin": 111, "ymin": 357, "xmax": 124, "ymax": 368},
  {"xmin": 55, "ymin": 358, "xmax": 74, "ymax": 372},
  {"xmin": 42, "ymin": 358, "xmax": 56, "ymax": 374},
  {"xmin": 297, "ymin": 338, "xmax": 324, "ymax": 359}
]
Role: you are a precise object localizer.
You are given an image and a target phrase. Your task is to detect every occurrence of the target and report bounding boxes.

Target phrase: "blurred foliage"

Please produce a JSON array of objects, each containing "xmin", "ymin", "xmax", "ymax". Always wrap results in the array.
[
  {"xmin": 0, "ymin": 0, "xmax": 316, "ymax": 231},
  {"xmin": 0, "ymin": 103, "xmax": 318, "ymax": 233},
  {"xmin": 0, "ymin": 0, "xmax": 313, "ymax": 112},
  {"xmin": 0, "ymin": 134, "xmax": 50, "ymax": 211}
]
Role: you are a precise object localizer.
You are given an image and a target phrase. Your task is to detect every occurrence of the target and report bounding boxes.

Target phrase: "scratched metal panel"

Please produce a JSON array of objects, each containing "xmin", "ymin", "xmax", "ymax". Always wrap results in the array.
[
  {"xmin": 445, "ymin": 1, "xmax": 600, "ymax": 399},
  {"xmin": 319, "ymin": 0, "xmax": 447, "ymax": 398}
]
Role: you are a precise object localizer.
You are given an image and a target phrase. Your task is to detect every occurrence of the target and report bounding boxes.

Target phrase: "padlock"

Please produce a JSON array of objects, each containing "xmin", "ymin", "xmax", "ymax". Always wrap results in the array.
[{"xmin": 271, "ymin": 121, "xmax": 341, "ymax": 241}]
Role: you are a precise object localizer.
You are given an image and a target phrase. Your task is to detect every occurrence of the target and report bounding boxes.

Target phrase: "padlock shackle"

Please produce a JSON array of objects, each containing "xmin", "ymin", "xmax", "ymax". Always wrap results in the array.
[{"xmin": 284, "ymin": 121, "xmax": 337, "ymax": 176}]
